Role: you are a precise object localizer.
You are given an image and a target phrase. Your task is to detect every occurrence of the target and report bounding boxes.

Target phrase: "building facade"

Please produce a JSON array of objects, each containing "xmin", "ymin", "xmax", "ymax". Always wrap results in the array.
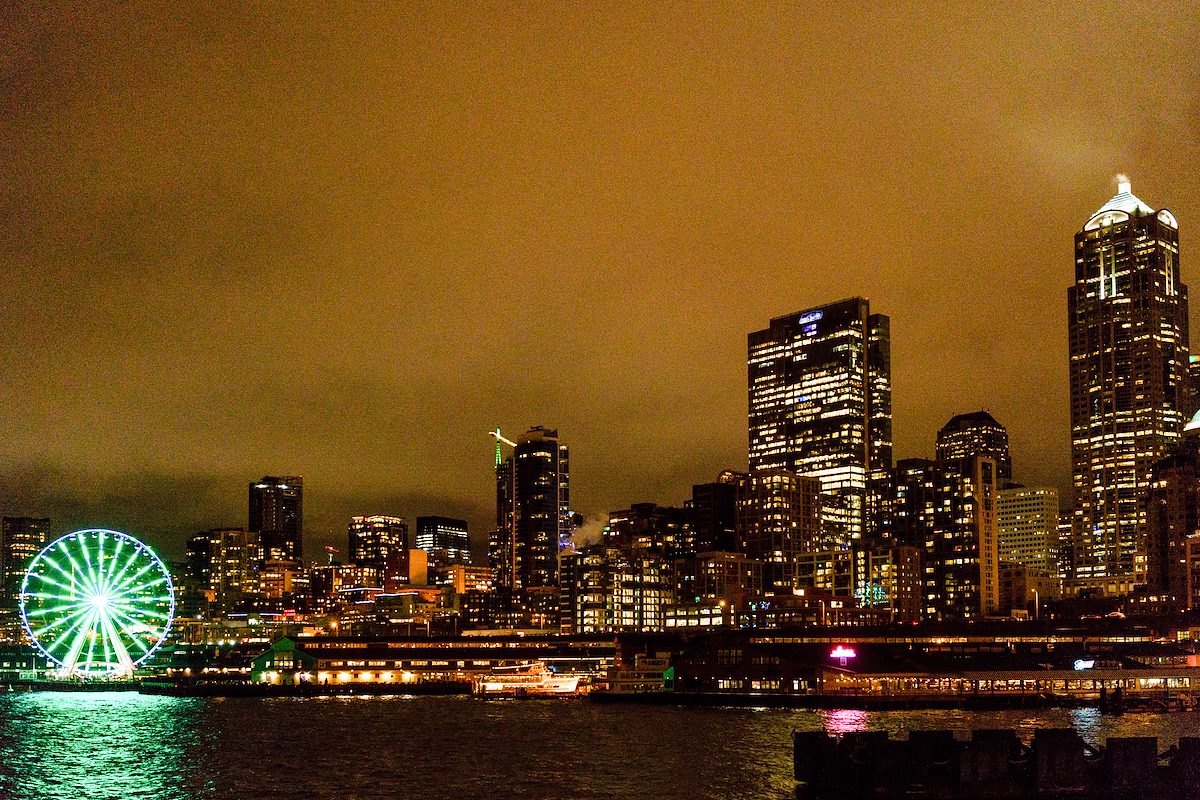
[
  {"xmin": 733, "ymin": 469, "xmax": 823, "ymax": 593},
  {"xmin": 415, "ymin": 516, "xmax": 470, "ymax": 565},
  {"xmin": 603, "ymin": 503, "xmax": 692, "ymax": 559},
  {"xmin": 748, "ymin": 298, "xmax": 892, "ymax": 546},
  {"xmin": 885, "ymin": 456, "xmax": 1000, "ymax": 621},
  {"xmin": 996, "ymin": 487, "xmax": 1061, "ymax": 579},
  {"xmin": 349, "ymin": 515, "xmax": 409, "ymax": 570},
  {"xmin": 1068, "ymin": 179, "xmax": 1189, "ymax": 590},
  {"xmin": 1143, "ymin": 414, "xmax": 1200, "ymax": 606},
  {"xmin": 1, "ymin": 517, "xmax": 48, "ymax": 609},
  {"xmin": 249, "ymin": 476, "xmax": 303, "ymax": 562},
  {"xmin": 936, "ymin": 411, "xmax": 1013, "ymax": 483}
]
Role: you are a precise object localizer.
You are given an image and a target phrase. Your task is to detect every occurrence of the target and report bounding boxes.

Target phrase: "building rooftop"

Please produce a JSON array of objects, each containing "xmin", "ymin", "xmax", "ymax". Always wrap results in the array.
[
  {"xmin": 939, "ymin": 410, "xmax": 1003, "ymax": 433},
  {"xmin": 1085, "ymin": 177, "xmax": 1177, "ymax": 230}
]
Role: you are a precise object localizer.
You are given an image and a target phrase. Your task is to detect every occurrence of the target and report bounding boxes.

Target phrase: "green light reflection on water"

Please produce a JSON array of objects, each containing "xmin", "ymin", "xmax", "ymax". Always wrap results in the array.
[{"xmin": 0, "ymin": 692, "xmax": 209, "ymax": 800}]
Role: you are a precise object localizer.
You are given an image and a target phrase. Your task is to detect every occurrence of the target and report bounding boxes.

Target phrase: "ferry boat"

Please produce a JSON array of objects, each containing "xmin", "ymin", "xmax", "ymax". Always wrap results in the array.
[{"xmin": 472, "ymin": 662, "xmax": 583, "ymax": 698}]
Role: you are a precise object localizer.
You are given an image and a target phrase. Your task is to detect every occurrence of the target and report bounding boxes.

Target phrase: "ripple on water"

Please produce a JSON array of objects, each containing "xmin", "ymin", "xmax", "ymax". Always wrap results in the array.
[{"xmin": 3, "ymin": 693, "xmax": 1200, "ymax": 800}]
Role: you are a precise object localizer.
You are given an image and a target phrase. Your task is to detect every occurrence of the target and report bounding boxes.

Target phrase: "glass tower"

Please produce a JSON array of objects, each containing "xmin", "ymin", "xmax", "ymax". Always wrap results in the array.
[
  {"xmin": 491, "ymin": 427, "xmax": 570, "ymax": 590},
  {"xmin": 249, "ymin": 475, "xmax": 303, "ymax": 562},
  {"xmin": 748, "ymin": 297, "xmax": 892, "ymax": 546},
  {"xmin": 1068, "ymin": 178, "xmax": 1189, "ymax": 588}
]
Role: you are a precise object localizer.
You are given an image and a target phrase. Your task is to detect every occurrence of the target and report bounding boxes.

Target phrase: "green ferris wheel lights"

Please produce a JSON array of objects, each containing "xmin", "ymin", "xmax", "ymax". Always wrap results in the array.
[{"xmin": 19, "ymin": 529, "xmax": 175, "ymax": 678}]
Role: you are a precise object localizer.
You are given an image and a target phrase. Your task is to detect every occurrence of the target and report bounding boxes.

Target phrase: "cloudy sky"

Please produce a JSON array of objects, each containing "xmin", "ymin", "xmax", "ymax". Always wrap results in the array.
[{"xmin": 2, "ymin": 3, "xmax": 1197, "ymax": 559}]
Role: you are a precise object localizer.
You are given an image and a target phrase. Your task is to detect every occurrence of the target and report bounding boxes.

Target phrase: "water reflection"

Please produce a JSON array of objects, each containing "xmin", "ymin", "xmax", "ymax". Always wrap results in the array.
[
  {"xmin": 0, "ymin": 692, "xmax": 206, "ymax": 800},
  {"xmin": 821, "ymin": 708, "xmax": 869, "ymax": 734}
]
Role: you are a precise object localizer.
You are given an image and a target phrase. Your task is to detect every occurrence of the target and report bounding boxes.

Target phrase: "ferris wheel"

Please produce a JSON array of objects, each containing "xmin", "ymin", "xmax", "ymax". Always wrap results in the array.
[{"xmin": 19, "ymin": 528, "xmax": 175, "ymax": 678}]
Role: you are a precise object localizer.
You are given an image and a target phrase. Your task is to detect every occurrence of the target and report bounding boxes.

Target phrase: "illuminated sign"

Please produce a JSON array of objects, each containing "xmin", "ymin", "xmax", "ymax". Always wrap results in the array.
[
  {"xmin": 1073, "ymin": 659, "xmax": 1096, "ymax": 671},
  {"xmin": 830, "ymin": 645, "xmax": 857, "ymax": 666},
  {"xmin": 799, "ymin": 311, "xmax": 823, "ymax": 325}
]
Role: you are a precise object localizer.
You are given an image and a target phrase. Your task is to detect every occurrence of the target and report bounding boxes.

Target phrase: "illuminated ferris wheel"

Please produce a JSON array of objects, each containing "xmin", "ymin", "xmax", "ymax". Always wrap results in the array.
[{"xmin": 19, "ymin": 528, "xmax": 175, "ymax": 678}]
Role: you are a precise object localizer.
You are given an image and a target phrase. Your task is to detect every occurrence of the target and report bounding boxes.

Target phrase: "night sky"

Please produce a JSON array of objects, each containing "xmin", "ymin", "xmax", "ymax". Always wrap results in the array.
[{"xmin": 2, "ymin": 4, "xmax": 1197, "ymax": 559}]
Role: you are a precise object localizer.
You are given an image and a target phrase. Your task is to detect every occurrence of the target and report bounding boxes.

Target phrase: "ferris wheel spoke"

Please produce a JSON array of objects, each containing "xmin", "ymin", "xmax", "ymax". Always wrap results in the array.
[
  {"xmin": 105, "ymin": 539, "xmax": 145, "ymax": 595},
  {"xmin": 26, "ymin": 603, "xmax": 93, "ymax": 624},
  {"xmin": 104, "ymin": 602, "xmax": 160, "ymax": 640},
  {"xmin": 36, "ymin": 560, "xmax": 85, "ymax": 595},
  {"xmin": 73, "ymin": 535, "xmax": 102, "ymax": 597},
  {"xmin": 23, "ymin": 592, "xmax": 92, "ymax": 609},
  {"xmin": 106, "ymin": 559, "xmax": 162, "ymax": 597},
  {"xmin": 58, "ymin": 608, "xmax": 99, "ymax": 674},
  {"xmin": 33, "ymin": 602, "xmax": 97, "ymax": 640},
  {"xmin": 97, "ymin": 609, "xmax": 135, "ymax": 672}
]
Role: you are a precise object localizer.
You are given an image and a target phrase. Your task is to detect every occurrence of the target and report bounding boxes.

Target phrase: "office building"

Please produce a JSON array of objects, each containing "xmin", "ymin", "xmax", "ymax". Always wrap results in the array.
[
  {"xmin": 491, "ymin": 426, "xmax": 571, "ymax": 591},
  {"xmin": 936, "ymin": 411, "xmax": 1012, "ymax": 483},
  {"xmin": 349, "ymin": 515, "xmax": 408, "ymax": 570},
  {"xmin": 748, "ymin": 298, "xmax": 891, "ymax": 546},
  {"xmin": 1, "ymin": 517, "xmax": 48, "ymax": 609},
  {"xmin": 186, "ymin": 527, "xmax": 260, "ymax": 615},
  {"xmin": 249, "ymin": 476, "xmax": 303, "ymax": 562},
  {"xmin": 1068, "ymin": 179, "xmax": 1189, "ymax": 589},
  {"xmin": 415, "ymin": 516, "xmax": 470, "ymax": 565},
  {"xmin": 1143, "ymin": 413, "xmax": 1200, "ymax": 605},
  {"xmin": 603, "ymin": 503, "xmax": 692, "ymax": 559},
  {"xmin": 732, "ymin": 468, "xmax": 823, "ymax": 593},
  {"xmin": 886, "ymin": 456, "xmax": 1000, "ymax": 621},
  {"xmin": 690, "ymin": 476, "xmax": 738, "ymax": 553},
  {"xmin": 996, "ymin": 487, "xmax": 1061, "ymax": 578}
]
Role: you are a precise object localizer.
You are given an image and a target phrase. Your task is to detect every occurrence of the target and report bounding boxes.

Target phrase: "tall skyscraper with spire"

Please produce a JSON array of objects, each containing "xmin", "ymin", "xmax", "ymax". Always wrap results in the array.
[
  {"xmin": 1068, "ymin": 177, "xmax": 1189, "ymax": 590},
  {"xmin": 748, "ymin": 297, "xmax": 892, "ymax": 546},
  {"xmin": 490, "ymin": 426, "xmax": 571, "ymax": 590}
]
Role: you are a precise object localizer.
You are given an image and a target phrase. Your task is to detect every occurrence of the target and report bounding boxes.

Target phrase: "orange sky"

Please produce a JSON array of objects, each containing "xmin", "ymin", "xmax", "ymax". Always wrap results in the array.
[{"xmin": 2, "ymin": 3, "xmax": 1198, "ymax": 557}]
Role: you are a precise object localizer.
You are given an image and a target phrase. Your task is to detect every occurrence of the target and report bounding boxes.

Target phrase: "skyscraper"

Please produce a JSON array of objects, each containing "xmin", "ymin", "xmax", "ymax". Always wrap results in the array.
[
  {"xmin": 936, "ymin": 411, "xmax": 1012, "ymax": 483},
  {"xmin": 491, "ymin": 426, "xmax": 571, "ymax": 590},
  {"xmin": 748, "ymin": 297, "xmax": 892, "ymax": 545},
  {"xmin": 1068, "ymin": 178, "xmax": 1189, "ymax": 590},
  {"xmin": 186, "ymin": 527, "xmax": 260, "ymax": 615},
  {"xmin": 886, "ymin": 457, "xmax": 1000, "ymax": 621},
  {"xmin": 732, "ymin": 468, "xmax": 824, "ymax": 593},
  {"xmin": 348, "ymin": 515, "xmax": 408, "ymax": 570},
  {"xmin": 1, "ymin": 516, "xmax": 48, "ymax": 609},
  {"xmin": 249, "ymin": 476, "xmax": 303, "ymax": 562},
  {"xmin": 415, "ymin": 516, "xmax": 470, "ymax": 565},
  {"xmin": 1142, "ymin": 412, "xmax": 1200, "ymax": 606}
]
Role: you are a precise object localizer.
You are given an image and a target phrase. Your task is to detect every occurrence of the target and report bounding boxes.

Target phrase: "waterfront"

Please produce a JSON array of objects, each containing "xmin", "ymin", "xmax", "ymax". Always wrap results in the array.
[{"xmin": 3, "ymin": 694, "xmax": 1200, "ymax": 800}]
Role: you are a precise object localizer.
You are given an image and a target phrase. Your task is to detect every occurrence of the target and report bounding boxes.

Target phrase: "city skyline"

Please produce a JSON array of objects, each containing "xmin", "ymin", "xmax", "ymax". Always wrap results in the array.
[{"xmin": 2, "ymin": 6, "xmax": 1198, "ymax": 559}]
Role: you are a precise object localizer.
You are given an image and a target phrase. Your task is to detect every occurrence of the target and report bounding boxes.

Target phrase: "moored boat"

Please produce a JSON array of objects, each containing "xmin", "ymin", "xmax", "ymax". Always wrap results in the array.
[{"xmin": 472, "ymin": 662, "xmax": 583, "ymax": 698}]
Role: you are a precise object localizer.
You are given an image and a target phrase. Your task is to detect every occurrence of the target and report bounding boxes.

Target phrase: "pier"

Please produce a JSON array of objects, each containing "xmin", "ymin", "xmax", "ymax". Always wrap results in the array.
[{"xmin": 793, "ymin": 728, "xmax": 1200, "ymax": 798}]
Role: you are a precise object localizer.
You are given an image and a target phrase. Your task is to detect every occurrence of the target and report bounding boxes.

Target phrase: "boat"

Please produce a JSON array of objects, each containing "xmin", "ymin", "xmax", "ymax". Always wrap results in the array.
[{"xmin": 472, "ymin": 662, "xmax": 583, "ymax": 698}]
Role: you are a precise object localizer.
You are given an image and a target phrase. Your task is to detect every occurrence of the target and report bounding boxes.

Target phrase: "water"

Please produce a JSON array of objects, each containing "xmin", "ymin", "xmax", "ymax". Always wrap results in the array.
[{"xmin": 2, "ymin": 693, "xmax": 1200, "ymax": 800}]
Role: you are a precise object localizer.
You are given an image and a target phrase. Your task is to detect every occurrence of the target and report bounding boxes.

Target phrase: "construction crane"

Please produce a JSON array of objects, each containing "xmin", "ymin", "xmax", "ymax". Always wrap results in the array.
[{"xmin": 489, "ymin": 427, "xmax": 517, "ymax": 466}]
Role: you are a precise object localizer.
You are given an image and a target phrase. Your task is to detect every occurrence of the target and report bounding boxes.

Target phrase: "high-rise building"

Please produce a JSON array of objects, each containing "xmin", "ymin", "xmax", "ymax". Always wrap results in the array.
[
  {"xmin": 936, "ymin": 411, "xmax": 1013, "ymax": 483},
  {"xmin": 748, "ymin": 298, "xmax": 892, "ymax": 546},
  {"xmin": 996, "ymin": 487, "xmax": 1061, "ymax": 577},
  {"xmin": 690, "ymin": 476, "xmax": 738, "ymax": 553},
  {"xmin": 603, "ymin": 503, "xmax": 692, "ymax": 559},
  {"xmin": 249, "ymin": 476, "xmax": 303, "ymax": 562},
  {"xmin": 1143, "ymin": 413, "xmax": 1200, "ymax": 605},
  {"xmin": 1, "ymin": 517, "xmax": 48, "ymax": 609},
  {"xmin": 1068, "ymin": 179, "xmax": 1188, "ymax": 590},
  {"xmin": 886, "ymin": 456, "xmax": 1000, "ymax": 621},
  {"xmin": 415, "ymin": 516, "xmax": 470, "ymax": 565},
  {"xmin": 349, "ymin": 515, "xmax": 408, "ymax": 570},
  {"xmin": 491, "ymin": 426, "xmax": 571, "ymax": 591},
  {"xmin": 732, "ymin": 468, "xmax": 823, "ymax": 593},
  {"xmin": 186, "ymin": 527, "xmax": 260, "ymax": 615}
]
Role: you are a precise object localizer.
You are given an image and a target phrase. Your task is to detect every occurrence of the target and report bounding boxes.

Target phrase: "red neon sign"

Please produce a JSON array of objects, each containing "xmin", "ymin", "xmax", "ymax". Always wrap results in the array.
[{"xmin": 830, "ymin": 645, "xmax": 857, "ymax": 665}]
